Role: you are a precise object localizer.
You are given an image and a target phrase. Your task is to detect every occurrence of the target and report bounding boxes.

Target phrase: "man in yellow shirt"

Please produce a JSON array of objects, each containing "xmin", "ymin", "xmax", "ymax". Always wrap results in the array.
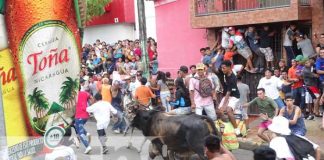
[{"xmin": 101, "ymin": 78, "xmax": 112, "ymax": 103}]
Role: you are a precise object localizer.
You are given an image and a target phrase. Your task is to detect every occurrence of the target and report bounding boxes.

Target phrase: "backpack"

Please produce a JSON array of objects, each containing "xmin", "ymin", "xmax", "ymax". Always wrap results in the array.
[
  {"xmin": 195, "ymin": 77, "xmax": 213, "ymax": 98},
  {"xmin": 284, "ymin": 135, "xmax": 316, "ymax": 160}
]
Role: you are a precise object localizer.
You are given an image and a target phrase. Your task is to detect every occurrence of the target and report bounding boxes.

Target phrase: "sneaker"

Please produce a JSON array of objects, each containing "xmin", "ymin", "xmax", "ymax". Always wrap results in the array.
[
  {"xmin": 87, "ymin": 133, "xmax": 91, "ymax": 144},
  {"xmin": 113, "ymin": 129, "xmax": 120, "ymax": 134},
  {"xmin": 102, "ymin": 146, "xmax": 109, "ymax": 154},
  {"xmin": 307, "ymin": 115, "xmax": 315, "ymax": 120},
  {"xmin": 84, "ymin": 146, "xmax": 92, "ymax": 154},
  {"xmin": 73, "ymin": 137, "xmax": 80, "ymax": 148}
]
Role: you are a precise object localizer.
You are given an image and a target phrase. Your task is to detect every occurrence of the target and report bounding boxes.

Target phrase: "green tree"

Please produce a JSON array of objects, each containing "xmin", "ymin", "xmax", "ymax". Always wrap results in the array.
[
  {"xmin": 27, "ymin": 88, "xmax": 49, "ymax": 118},
  {"xmin": 86, "ymin": 0, "xmax": 111, "ymax": 22},
  {"xmin": 59, "ymin": 77, "xmax": 79, "ymax": 109}
]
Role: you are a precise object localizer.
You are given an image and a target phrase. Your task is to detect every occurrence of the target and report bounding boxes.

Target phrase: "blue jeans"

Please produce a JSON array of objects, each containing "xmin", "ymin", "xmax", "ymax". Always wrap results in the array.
[
  {"xmin": 274, "ymin": 97, "xmax": 285, "ymax": 109},
  {"xmin": 160, "ymin": 91, "xmax": 171, "ymax": 112},
  {"xmin": 112, "ymin": 111, "xmax": 126, "ymax": 132},
  {"xmin": 75, "ymin": 118, "xmax": 89, "ymax": 147},
  {"xmin": 292, "ymin": 87, "xmax": 305, "ymax": 109},
  {"xmin": 284, "ymin": 46, "xmax": 295, "ymax": 67}
]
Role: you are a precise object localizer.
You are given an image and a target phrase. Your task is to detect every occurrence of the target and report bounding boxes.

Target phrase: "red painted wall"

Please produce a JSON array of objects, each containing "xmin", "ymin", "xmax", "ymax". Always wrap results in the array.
[
  {"xmin": 155, "ymin": 0, "xmax": 206, "ymax": 77},
  {"xmin": 87, "ymin": 0, "xmax": 135, "ymax": 26}
]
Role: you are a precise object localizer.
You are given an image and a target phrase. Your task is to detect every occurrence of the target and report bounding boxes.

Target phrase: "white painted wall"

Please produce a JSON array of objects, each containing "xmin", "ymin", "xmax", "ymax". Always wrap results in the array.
[
  {"xmin": 134, "ymin": 0, "xmax": 157, "ymax": 40},
  {"xmin": 83, "ymin": 23, "xmax": 135, "ymax": 45}
]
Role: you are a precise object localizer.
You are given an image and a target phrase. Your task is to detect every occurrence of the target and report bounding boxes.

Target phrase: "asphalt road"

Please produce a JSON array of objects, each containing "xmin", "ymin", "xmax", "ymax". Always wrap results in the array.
[{"xmin": 69, "ymin": 119, "xmax": 253, "ymax": 160}]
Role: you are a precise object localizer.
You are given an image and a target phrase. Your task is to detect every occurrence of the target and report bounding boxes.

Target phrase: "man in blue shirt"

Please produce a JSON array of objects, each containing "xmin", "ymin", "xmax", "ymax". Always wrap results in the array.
[
  {"xmin": 316, "ymin": 48, "xmax": 324, "ymax": 84},
  {"xmin": 92, "ymin": 54, "xmax": 102, "ymax": 74}
]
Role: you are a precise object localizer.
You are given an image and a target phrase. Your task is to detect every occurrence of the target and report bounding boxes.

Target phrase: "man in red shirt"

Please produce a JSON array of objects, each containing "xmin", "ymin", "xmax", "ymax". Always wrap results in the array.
[{"xmin": 75, "ymin": 79, "xmax": 92, "ymax": 154}]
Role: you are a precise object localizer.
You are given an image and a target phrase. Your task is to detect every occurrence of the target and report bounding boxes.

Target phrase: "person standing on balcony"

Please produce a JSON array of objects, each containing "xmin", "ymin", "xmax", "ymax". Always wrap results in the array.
[
  {"xmin": 246, "ymin": 26, "xmax": 265, "ymax": 73},
  {"xmin": 296, "ymin": 33, "xmax": 316, "ymax": 58},
  {"xmin": 259, "ymin": 26, "xmax": 275, "ymax": 70},
  {"xmin": 283, "ymin": 24, "xmax": 297, "ymax": 67},
  {"xmin": 228, "ymin": 27, "xmax": 256, "ymax": 73}
]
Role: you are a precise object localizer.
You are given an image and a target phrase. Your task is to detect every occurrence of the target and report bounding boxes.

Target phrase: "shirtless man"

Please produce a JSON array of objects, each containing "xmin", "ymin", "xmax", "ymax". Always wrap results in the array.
[{"xmin": 204, "ymin": 135, "xmax": 236, "ymax": 160}]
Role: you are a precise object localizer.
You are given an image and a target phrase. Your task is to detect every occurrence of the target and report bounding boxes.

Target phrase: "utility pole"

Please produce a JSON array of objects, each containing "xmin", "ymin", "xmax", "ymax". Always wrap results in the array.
[{"xmin": 137, "ymin": 0, "xmax": 149, "ymax": 79}]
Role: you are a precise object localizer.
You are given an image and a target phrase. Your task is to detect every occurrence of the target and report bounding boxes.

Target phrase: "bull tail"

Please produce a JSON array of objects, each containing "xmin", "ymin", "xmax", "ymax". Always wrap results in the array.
[{"xmin": 201, "ymin": 116, "xmax": 220, "ymax": 137}]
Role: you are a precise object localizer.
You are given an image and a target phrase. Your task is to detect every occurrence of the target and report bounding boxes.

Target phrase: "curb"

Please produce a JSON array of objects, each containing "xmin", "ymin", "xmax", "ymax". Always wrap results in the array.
[{"xmin": 238, "ymin": 139, "xmax": 324, "ymax": 160}]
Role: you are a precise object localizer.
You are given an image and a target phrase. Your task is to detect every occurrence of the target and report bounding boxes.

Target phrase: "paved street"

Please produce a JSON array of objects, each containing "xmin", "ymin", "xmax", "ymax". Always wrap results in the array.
[{"xmin": 71, "ymin": 119, "xmax": 253, "ymax": 160}]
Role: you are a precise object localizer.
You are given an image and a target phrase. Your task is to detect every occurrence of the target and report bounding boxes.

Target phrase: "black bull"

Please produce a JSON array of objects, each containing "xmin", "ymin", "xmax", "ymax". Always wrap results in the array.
[{"xmin": 129, "ymin": 109, "xmax": 220, "ymax": 160}]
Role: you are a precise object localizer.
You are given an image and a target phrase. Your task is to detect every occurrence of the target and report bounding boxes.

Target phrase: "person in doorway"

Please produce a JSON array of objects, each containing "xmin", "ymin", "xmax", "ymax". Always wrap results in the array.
[
  {"xmin": 246, "ymin": 26, "xmax": 265, "ymax": 73},
  {"xmin": 283, "ymin": 24, "xmax": 297, "ymax": 67},
  {"xmin": 243, "ymin": 88, "xmax": 279, "ymax": 142},
  {"xmin": 259, "ymin": 25, "xmax": 275, "ymax": 70},
  {"xmin": 279, "ymin": 94, "xmax": 307, "ymax": 136},
  {"xmin": 204, "ymin": 135, "xmax": 236, "ymax": 160},
  {"xmin": 86, "ymin": 93, "xmax": 118, "ymax": 154},
  {"xmin": 296, "ymin": 34, "xmax": 316, "ymax": 58}
]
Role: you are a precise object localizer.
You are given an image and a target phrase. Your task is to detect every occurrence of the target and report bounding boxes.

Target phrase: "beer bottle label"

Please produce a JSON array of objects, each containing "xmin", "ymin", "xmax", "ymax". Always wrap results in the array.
[{"xmin": 19, "ymin": 20, "xmax": 80, "ymax": 135}]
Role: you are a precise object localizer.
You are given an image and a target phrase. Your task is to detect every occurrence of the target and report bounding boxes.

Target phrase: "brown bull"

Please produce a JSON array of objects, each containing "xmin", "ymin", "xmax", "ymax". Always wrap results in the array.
[{"xmin": 131, "ymin": 109, "xmax": 220, "ymax": 160}]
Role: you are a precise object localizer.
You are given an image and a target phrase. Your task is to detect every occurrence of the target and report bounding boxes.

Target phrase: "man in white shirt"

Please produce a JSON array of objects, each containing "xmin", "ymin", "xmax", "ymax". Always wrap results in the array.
[
  {"xmin": 87, "ymin": 93, "xmax": 118, "ymax": 154},
  {"xmin": 258, "ymin": 69, "xmax": 285, "ymax": 109},
  {"xmin": 283, "ymin": 24, "xmax": 297, "ymax": 67}
]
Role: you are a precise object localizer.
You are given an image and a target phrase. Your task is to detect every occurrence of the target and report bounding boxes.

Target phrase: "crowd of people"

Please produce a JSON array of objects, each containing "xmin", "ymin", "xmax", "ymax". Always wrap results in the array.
[{"xmin": 74, "ymin": 26, "xmax": 324, "ymax": 159}]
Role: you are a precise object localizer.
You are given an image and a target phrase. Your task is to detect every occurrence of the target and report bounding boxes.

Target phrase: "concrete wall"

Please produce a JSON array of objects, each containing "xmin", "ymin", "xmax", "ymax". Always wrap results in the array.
[
  {"xmin": 155, "ymin": 0, "xmax": 206, "ymax": 76},
  {"xmin": 83, "ymin": 23, "xmax": 135, "ymax": 45}
]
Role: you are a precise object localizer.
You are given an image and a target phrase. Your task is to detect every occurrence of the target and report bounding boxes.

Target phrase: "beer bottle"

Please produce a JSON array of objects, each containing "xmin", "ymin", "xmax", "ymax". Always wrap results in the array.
[{"xmin": 5, "ymin": 0, "xmax": 81, "ymax": 136}]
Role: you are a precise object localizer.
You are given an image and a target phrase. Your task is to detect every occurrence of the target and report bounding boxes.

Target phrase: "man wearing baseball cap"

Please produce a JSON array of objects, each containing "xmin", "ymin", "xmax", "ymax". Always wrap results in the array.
[
  {"xmin": 189, "ymin": 63, "xmax": 217, "ymax": 120},
  {"xmin": 228, "ymin": 27, "xmax": 256, "ymax": 73}
]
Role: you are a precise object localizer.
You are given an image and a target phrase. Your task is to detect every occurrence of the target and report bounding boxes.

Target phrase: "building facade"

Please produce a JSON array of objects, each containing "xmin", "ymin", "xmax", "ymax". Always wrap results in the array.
[
  {"xmin": 190, "ymin": 0, "xmax": 324, "ymax": 111},
  {"xmin": 154, "ymin": 0, "xmax": 207, "ymax": 76}
]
